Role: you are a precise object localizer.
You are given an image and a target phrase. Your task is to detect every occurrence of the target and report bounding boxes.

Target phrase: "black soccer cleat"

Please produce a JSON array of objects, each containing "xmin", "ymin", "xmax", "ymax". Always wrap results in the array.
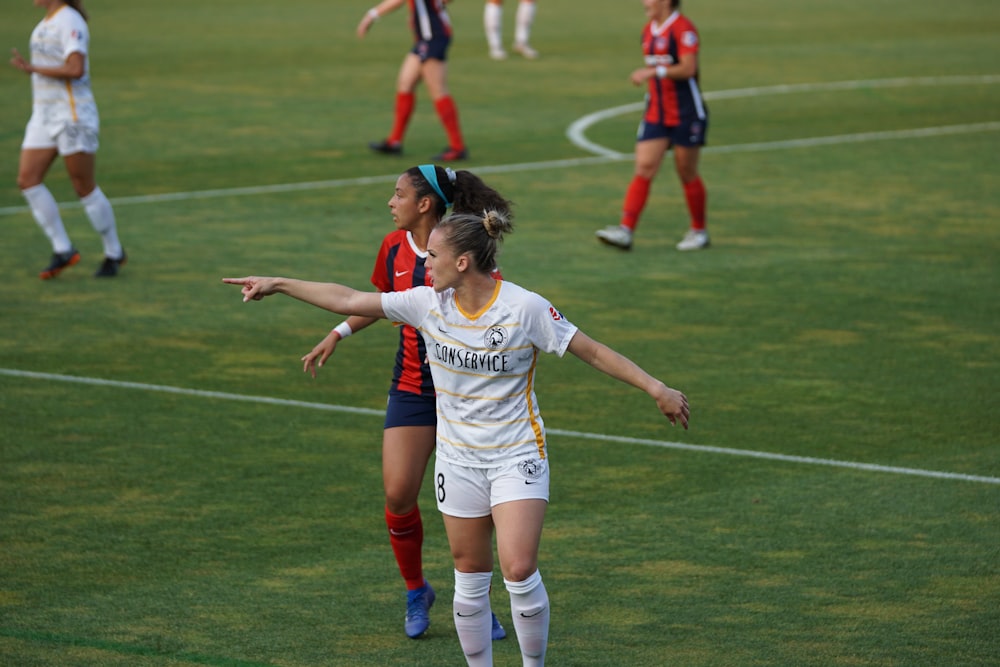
[
  {"xmin": 39, "ymin": 248, "xmax": 81, "ymax": 280},
  {"xmin": 369, "ymin": 139, "xmax": 403, "ymax": 155},
  {"xmin": 95, "ymin": 250, "xmax": 127, "ymax": 277}
]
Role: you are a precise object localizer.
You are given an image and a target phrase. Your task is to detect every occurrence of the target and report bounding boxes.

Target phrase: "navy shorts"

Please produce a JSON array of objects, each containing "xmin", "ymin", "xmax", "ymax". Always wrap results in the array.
[
  {"xmin": 636, "ymin": 116, "xmax": 708, "ymax": 148},
  {"xmin": 412, "ymin": 35, "xmax": 450, "ymax": 63},
  {"xmin": 384, "ymin": 388, "xmax": 437, "ymax": 429}
]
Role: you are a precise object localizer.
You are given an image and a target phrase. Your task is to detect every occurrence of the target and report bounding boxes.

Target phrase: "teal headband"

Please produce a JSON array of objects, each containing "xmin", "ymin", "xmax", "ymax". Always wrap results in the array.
[{"xmin": 418, "ymin": 164, "xmax": 453, "ymax": 208}]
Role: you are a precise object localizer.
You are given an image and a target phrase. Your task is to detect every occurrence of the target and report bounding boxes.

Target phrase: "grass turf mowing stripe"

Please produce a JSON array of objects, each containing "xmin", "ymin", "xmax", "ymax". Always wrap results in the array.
[{"xmin": 0, "ymin": 628, "xmax": 274, "ymax": 667}]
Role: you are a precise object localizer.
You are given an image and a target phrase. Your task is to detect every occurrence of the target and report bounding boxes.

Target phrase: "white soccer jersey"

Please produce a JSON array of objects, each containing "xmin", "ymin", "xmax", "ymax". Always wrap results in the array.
[
  {"xmin": 382, "ymin": 280, "xmax": 579, "ymax": 468},
  {"xmin": 29, "ymin": 5, "xmax": 97, "ymax": 129}
]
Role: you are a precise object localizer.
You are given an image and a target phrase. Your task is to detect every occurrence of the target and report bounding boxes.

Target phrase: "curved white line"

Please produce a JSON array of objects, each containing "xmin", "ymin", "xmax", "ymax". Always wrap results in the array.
[{"xmin": 566, "ymin": 74, "xmax": 1000, "ymax": 156}]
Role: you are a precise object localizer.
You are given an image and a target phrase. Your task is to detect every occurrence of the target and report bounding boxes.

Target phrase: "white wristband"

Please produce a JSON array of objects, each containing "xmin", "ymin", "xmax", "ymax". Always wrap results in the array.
[
  {"xmin": 368, "ymin": 7, "xmax": 380, "ymax": 20},
  {"xmin": 333, "ymin": 321, "xmax": 353, "ymax": 339},
  {"xmin": 655, "ymin": 65, "xmax": 669, "ymax": 79}
]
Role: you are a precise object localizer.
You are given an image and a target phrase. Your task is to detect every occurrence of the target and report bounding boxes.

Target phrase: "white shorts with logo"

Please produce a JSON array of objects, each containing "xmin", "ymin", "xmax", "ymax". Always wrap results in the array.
[
  {"xmin": 22, "ymin": 106, "xmax": 100, "ymax": 155},
  {"xmin": 435, "ymin": 455, "xmax": 550, "ymax": 518}
]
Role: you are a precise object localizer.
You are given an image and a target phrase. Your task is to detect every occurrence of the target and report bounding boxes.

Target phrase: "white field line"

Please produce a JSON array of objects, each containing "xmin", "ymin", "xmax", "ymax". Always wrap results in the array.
[
  {"xmin": 3, "ymin": 367, "xmax": 998, "ymax": 486},
  {"xmin": 1, "ymin": 75, "xmax": 997, "ymax": 217},
  {"xmin": 566, "ymin": 74, "xmax": 1000, "ymax": 157}
]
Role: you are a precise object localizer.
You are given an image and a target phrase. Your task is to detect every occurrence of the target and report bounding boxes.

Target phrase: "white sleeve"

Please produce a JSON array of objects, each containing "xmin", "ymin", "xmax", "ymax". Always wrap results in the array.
[
  {"xmin": 381, "ymin": 287, "xmax": 432, "ymax": 328},
  {"xmin": 61, "ymin": 12, "xmax": 89, "ymax": 59},
  {"xmin": 522, "ymin": 291, "xmax": 578, "ymax": 357}
]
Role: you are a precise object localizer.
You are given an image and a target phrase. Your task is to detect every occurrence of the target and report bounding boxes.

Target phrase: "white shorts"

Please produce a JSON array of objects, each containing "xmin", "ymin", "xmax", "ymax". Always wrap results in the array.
[
  {"xmin": 22, "ymin": 112, "xmax": 99, "ymax": 155},
  {"xmin": 435, "ymin": 455, "xmax": 550, "ymax": 518}
]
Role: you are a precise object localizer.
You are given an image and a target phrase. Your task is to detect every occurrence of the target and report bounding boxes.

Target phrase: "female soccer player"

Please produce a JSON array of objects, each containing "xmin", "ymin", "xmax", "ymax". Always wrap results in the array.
[
  {"xmin": 595, "ymin": 0, "xmax": 710, "ymax": 252},
  {"xmin": 10, "ymin": 0, "xmax": 126, "ymax": 278},
  {"xmin": 358, "ymin": 0, "xmax": 469, "ymax": 161},
  {"xmin": 223, "ymin": 211, "xmax": 690, "ymax": 665},
  {"xmin": 300, "ymin": 165, "xmax": 511, "ymax": 640},
  {"xmin": 483, "ymin": 0, "xmax": 539, "ymax": 61}
]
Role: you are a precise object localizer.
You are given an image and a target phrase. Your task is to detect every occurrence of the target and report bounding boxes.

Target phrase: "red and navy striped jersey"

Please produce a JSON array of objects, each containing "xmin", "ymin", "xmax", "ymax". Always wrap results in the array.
[
  {"xmin": 408, "ymin": 0, "xmax": 452, "ymax": 42},
  {"xmin": 641, "ymin": 12, "xmax": 707, "ymax": 127},
  {"xmin": 370, "ymin": 229, "xmax": 503, "ymax": 397},
  {"xmin": 372, "ymin": 230, "xmax": 435, "ymax": 397}
]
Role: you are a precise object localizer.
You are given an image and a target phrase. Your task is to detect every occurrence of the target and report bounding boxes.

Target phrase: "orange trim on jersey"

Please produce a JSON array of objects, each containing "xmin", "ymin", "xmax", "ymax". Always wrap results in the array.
[
  {"xmin": 523, "ymin": 348, "xmax": 546, "ymax": 460},
  {"xmin": 65, "ymin": 81, "xmax": 78, "ymax": 122},
  {"xmin": 454, "ymin": 279, "xmax": 502, "ymax": 321}
]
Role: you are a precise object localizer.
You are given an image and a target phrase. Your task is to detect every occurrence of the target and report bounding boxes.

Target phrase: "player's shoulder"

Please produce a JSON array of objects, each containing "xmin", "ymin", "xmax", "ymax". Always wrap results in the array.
[
  {"xmin": 497, "ymin": 280, "xmax": 551, "ymax": 312},
  {"xmin": 382, "ymin": 228, "xmax": 409, "ymax": 244},
  {"xmin": 54, "ymin": 5, "xmax": 88, "ymax": 29},
  {"xmin": 377, "ymin": 229, "xmax": 411, "ymax": 254},
  {"xmin": 674, "ymin": 13, "xmax": 699, "ymax": 33}
]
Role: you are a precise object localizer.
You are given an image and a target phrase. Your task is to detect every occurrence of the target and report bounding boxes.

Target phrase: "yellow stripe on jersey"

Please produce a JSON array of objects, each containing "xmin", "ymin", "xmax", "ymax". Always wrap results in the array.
[
  {"xmin": 65, "ymin": 80, "xmax": 78, "ymax": 122},
  {"xmin": 436, "ymin": 412, "xmax": 538, "ymax": 428},
  {"xmin": 427, "ymin": 361, "xmax": 532, "ymax": 386},
  {"xmin": 436, "ymin": 431, "xmax": 544, "ymax": 452},
  {"xmin": 523, "ymin": 349, "xmax": 545, "ymax": 459}
]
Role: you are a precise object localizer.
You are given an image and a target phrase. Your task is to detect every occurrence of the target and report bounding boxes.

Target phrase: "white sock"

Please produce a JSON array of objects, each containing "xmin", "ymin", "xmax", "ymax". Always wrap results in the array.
[
  {"xmin": 454, "ymin": 570, "xmax": 494, "ymax": 666},
  {"xmin": 80, "ymin": 186, "xmax": 123, "ymax": 259},
  {"xmin": 515, "ymin": 1, "xmax": 536, "ymax": 46},
  {"xmin": 22, "ymin": 184, "xmax": 73, "ymax": 254},
  {"xmin": 505, "ymin": 570, "xmax": 549, "ymax": 666},
  {"xmin": 484, "ymin": 3, "xmax": 503, "ymax": 53}
]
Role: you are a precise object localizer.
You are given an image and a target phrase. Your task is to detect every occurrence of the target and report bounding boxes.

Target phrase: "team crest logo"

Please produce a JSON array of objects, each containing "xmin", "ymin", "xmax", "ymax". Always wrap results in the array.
[
  {"xmin": 484, "ymin": 325, "xmax": 509, "ymax": 350},
  {"xmin": 518, "ymin": 459, "xmax": 544, "ymax": 481}
]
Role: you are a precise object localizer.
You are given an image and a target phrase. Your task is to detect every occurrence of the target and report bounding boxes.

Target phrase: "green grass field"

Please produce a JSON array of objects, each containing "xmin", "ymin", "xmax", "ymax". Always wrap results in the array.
[{"xmin": 1, "ymin": 0, "xmax": 998, "ymax": 665}]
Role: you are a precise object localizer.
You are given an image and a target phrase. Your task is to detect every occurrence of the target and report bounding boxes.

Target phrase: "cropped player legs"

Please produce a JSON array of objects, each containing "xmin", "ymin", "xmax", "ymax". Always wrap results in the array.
[
  {"xmin": 445, "ymin": 513, "xmax": 497, "ymax": 665},
  {"xmin": 18, "ymin": 148, "xmax": 73, "ymax": 253},
  {"xmin": 484, "ymin": 1, "xmax": 506, "ymax": 59},
  {"xmin": 621, "ymin": 138, "xmax": 670, "ymax": 231},
  {"xmin": 673, "ymin": 145, "xmax": 707, "ymax": 232},
  {"xmin": 514, "ymin": 1, "xmax": 538, "ymax": 57},
  {"xmin": 385, "ymin": 54, "xmax": 425, "ymax": 146},
  {"xmin": 63, "ymin": 152, "xmax": 124, "ymax": 260},
  {"xmin": 383, "ymin": 424, "xmax": 436, "ymax": 589},
  {"xmin": 494, "ymin": 499, "xmax": 549, "ymax": 666},
  {"xmin": 421, "ymin": 58, "xmax": 466, "ymax": 153}
]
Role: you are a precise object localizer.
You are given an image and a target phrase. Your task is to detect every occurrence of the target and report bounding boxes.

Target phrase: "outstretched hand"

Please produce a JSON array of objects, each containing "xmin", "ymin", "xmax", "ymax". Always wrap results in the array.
[
  {"xmin": 221, "ymin": 276, "xmax": 280, "ymax": 302},
  {"xmin": 653, "ymin": 383, "xmax": 690, "ymax": 430}
]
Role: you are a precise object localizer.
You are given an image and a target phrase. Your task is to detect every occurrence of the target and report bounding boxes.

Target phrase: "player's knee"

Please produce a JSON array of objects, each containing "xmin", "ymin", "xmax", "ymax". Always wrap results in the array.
[{"xmin": 502, "ymin": 561, "xmax": 538, "ymax": 584}]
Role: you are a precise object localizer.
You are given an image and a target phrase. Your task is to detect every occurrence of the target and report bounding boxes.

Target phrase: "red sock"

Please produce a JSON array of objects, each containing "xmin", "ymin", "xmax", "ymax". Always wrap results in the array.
[
  {"xmin": 433, "ymin": 96, "xmax": 465, "ymax": 151},
  {"xmin": 620, "ymin": 175, "xmax": 652, "ymax": 231},
  {"xmin": 683, "ymin": 177, "xmax": 707, "ymax": 231},
  {"xmin": 385, "ymin": 506, "xmax": 424, "ymax": 590},
  {"xmin": 388, "ymin": 92, "xmax": 416, "ymax": 145}
]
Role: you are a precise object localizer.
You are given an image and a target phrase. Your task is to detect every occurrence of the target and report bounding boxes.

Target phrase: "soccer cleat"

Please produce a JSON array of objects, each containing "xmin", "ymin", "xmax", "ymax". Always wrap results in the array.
[
  {"xmin": 491, "ymin": 612, "xmax": 507, "ymax": 640},
  {"xmin": 676, "ymin": 229, "xmax": 710, "ymax": 251},
  {"xmin": 432, "ymin": 146, "xmax": 468, "ymax": 162},
  {"xmin": 404, "ymin": 581, "xmax": 436, "ymax": 639},
  {"xmin": 39, "ymin": 248, "xmax": 81, "ymax": 280},
  {"xmin": 489, "ymin": 48, "xmax": 508, "ymax": 61},
  {"xmin": 595, "ymin": 225, "xmax": 633, "ymax": 251},
  {"xmin": 369, "ymin": 139, "xmax": 403, "ymax": 156},
  {"xmin": 513, "ymin": 43, "xmax": 539, "ymax": 59},
  {"xmin": 95, "ymin": 250, "xmax": 127, "ymax": 277}
]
